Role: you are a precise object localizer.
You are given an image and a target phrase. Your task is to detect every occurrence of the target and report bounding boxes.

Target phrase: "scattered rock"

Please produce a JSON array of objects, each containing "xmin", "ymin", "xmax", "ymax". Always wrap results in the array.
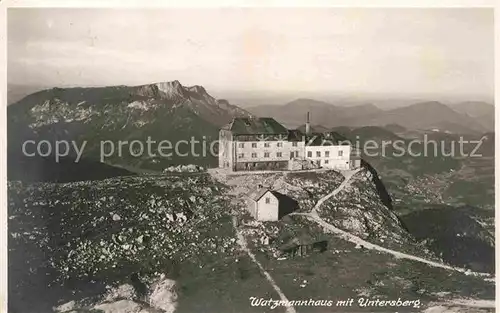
[
  {"xmin": 432, "ymin": 291, "xmax": 452, "ymax": 297},
  {"xmin": 54, "ymin": 300, "xmax": 76, "ymax": 312},
  {"xmin": 93, "ymin": 299, "xmax": 142, "ymax": 313},
  {"xmin": 105, "ymin": 284, "xmax": 137, "ymax": 302},
  {"xmin": 163, "ymin": 164, "xmax": 205, "ymax": 173}
]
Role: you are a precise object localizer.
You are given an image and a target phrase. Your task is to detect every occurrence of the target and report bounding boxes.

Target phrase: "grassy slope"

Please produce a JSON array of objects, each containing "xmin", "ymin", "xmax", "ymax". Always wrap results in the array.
[
  {"xmin": 175, "ymin": 254, "xmax": 285, "ymax": 313},
  {"xmin": 249, "ymin": 217, "xmax": 494, "ymax": 313}
]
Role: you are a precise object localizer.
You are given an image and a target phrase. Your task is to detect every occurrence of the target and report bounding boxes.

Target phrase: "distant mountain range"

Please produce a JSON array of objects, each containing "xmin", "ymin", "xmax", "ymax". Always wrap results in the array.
[
  {"xmin": 449, "ymin": 101, "xmax": 495, "ymax": 130},
  {"xmin": 7, "ymin": 81, "xmax": 494, "ymax": 181},
  {"xmin": 7, "ymin": 84, "xmax": 47, "ymax": 105},
  {"xmin": 247, "ymin": 98, "xmax": 382, "ymax": 129},
  {"xmin": 247, "ymin": 98, "xmax": 494, "ymax": 134}
]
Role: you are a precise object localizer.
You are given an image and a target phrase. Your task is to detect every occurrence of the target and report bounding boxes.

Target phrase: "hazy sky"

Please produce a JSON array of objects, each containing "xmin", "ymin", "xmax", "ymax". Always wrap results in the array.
[{"xmin": 8, "ymin": 8, "xmax": 494, "ymax": 99}]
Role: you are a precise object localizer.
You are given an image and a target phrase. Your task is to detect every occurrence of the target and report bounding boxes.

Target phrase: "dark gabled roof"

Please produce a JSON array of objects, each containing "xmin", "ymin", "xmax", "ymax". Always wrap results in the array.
[
  {"xmin": 287, "ymin": 129, "xmax": 304, "ymax": 141},
  {"xmin": 305, "ymin": 132, "xmax": 351, "ymax": 146},
  {"xmin": 223, "ymin": 117, "xmax": 288, "ymax": 135},
  {"xmin": 247, "ymin": 187, "xmax": 293, "ymax": 203},
  {"xmin": 247, "ymin": 187, "xmax": 273, "ymax": 202}
]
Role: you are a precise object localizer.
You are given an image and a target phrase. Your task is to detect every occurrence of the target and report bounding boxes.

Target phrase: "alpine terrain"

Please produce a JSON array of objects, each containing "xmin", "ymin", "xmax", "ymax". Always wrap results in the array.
[{"xmin": 7, "ymin": 82, "xmax": 495, "ymax": 313}]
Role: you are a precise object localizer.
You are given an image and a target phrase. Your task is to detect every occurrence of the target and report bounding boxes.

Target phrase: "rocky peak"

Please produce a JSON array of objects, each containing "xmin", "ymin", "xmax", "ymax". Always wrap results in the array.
[
  {"xmin": 133, "ymin": 81, "xmax": 215, "ymax": 103},
  {"xmin": 154, "ymin": 80, "xmax": 188, "ymax": 99}
]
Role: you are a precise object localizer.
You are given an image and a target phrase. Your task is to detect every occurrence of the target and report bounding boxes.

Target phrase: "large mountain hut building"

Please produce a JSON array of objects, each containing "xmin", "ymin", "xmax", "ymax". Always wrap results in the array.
[{"xmin": 218, "ymin": 113, "xmax": 361, "ymax": 172}]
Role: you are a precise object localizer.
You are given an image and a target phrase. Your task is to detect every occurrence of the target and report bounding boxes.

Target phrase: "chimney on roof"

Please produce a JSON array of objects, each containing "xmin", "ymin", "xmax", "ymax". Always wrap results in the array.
[{"xmin": 305, "ymin": 112, "xmax": 311, "ymax": 135}]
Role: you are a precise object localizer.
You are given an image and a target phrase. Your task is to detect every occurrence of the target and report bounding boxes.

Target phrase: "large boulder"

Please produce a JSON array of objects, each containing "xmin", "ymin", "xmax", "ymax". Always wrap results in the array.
[
  {"xmin": 104, "ymin": 284, "xmax": 137, "ymax": 302},
  {"xmin": 93, "ymin": 300, "xmax": 142, "ymax": 313},
  {"xmin": 147, "ymin": 276, "xmax": 178, "ymax": 313}
]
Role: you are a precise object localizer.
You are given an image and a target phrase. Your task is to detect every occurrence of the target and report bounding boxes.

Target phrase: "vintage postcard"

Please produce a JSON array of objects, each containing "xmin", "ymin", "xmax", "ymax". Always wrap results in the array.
[{"xmin": 3, "ymin": 2, "xmax": 496, "ymax": 313}]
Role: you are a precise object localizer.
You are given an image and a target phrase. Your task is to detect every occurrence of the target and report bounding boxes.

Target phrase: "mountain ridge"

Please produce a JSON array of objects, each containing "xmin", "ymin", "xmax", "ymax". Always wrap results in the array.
[
  {"xmin": 8, "ymin": 81, "xmax": 252, "ymax": 178},
  {"xmin": 247, "ymin": 98, "xmax": 493, "ymax": 133}
]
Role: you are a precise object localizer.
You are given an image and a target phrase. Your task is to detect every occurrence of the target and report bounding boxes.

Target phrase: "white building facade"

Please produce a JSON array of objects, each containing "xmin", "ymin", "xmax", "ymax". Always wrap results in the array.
[{"xmin": 305, "ymin": 145, "xmax": 352, "ymax": 170}]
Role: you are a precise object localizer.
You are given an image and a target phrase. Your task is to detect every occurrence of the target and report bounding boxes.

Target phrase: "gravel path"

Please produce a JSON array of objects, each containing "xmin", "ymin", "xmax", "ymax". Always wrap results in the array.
[
  {"xmin": 298, "ymin": 168, "xmax": 493, "ymax": 280},
  {"xmin": 232, "ymin": 216, "xmax": 297, "ymax": 313}
]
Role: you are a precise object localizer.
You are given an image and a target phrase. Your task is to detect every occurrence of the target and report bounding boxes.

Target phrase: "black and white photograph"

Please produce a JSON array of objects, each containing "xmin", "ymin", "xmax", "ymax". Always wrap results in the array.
[{"xmin": 4, "ymin": 3, "xmax": 496, "ymax": 313}]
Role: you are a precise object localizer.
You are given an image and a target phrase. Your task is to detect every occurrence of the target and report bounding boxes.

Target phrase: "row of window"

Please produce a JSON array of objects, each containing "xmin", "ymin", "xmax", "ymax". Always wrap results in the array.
[
  {"xmin": 238, "ymin": 142, "xmax": 298, "ymax": 148},
  {"xmin": 237, "ymin": 150, "xmax": 344, "ymax": 158},
  {"xmin": 238, "ymin": 152, "xmax": 284, "ymax": 159},
  {"xmin": 307, "ymin": 150, "xmax": 344, "ymax": 157}
]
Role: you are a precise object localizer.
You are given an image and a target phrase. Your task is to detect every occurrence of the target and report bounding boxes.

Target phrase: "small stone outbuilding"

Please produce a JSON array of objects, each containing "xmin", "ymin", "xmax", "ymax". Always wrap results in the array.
[
  {"xmin": 245, "ymin": 186, "xmax": 298, "ymax": 221},
  {"xmin": 278, "ymin": 234, "xmax": 328, "ymax": 257}
]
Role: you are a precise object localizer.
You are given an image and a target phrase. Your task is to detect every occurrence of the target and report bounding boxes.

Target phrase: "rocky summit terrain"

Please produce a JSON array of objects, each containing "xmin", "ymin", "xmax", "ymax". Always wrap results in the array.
[
  {"xmin": 8, "ymin": 164, "xmax": 494, "ymax": 313},
  {"xmin": 8, "ymin": 174, "xmax": 238, "ymax": 313}
]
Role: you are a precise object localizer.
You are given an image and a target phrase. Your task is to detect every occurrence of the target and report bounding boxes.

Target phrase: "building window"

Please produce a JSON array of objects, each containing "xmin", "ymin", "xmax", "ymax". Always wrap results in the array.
[
  {"xmin": 265, "ymin": 197, "xmax": 270, "ymax": 204},
  {"xmin": 325, "ymin": 160, "xmax": 329, "ymax": 164},
  {"xmin": 325, "ymin": 151, "xmax": 330, "ymax": 157},
  {"xmin": 264, "ymin": 152, "xmax": 270, "ymax": 158},
  {"xmin": 251, "ymin": 153, "xmax": 257, "ymax": 158},
  {"xmin": 277, "ymin": 152, "xmax": 282, "ymax": 157},
  {"xmin": 316, "ymin": 151, "xmax": 321, "ymax": 157},
  {"xmin": 239, "ymin": 143, "xmax": 244, "ymax": 148},
  {"xmin": 338, "ymin": 150, "xmax": 343, "ymax": 157},
  {"xmin": 307, "ymin": 151, "xmax": 312, "ymax": 157},
  {"xmin": 238, "ymin": 153, "xmax": 244, "ymax": 158},
  {"xmin": 292, "ymin": 142, "xmax": 298, "ymax": 147},
  {"xmin": 252, "ymin": 143, "xmax": 257, "ymax": 148},
  {"xmin": 277, "ymin": 142, "xmax": 283, "ymax": 147},
  {"xmin": 264, "ymin": 143, "xmax": 270, "ymax": 148}
]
